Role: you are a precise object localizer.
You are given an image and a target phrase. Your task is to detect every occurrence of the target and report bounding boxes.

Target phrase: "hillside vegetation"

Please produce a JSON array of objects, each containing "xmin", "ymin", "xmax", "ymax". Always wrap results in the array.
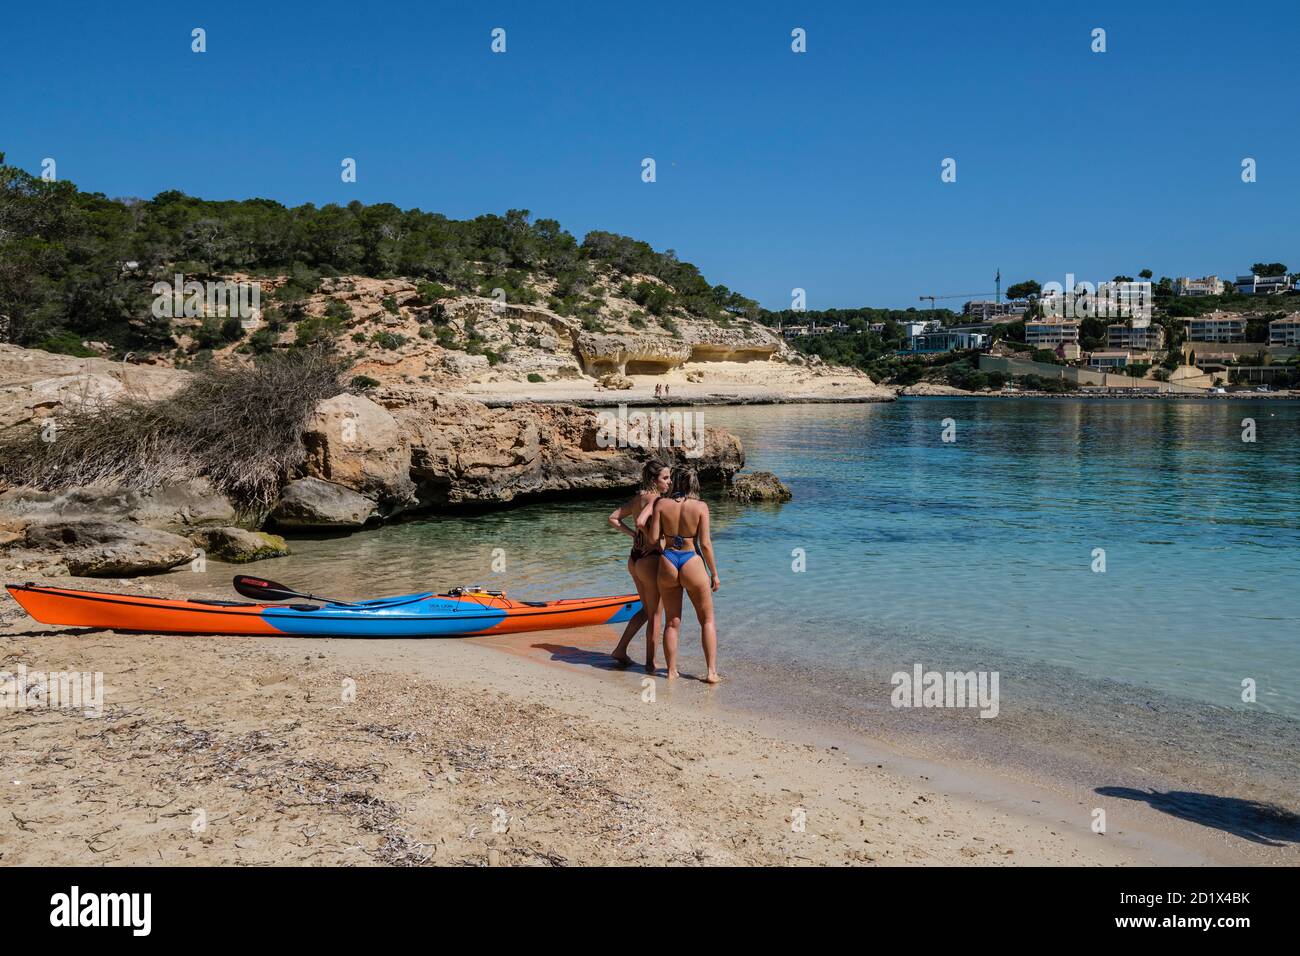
[{"xmin": 0, "ymin": 153, "xmax": 759, "ymax": 358}]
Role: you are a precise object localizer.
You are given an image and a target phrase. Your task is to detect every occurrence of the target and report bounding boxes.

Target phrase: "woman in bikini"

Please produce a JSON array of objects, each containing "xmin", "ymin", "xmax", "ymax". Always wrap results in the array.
[
  {"xmin": 607, "ymin": 459, "xmax": 671, "ymax": 669},
  {"xmin": 646, "ymin": 465, "xmax": 720, "ymax": 683}
]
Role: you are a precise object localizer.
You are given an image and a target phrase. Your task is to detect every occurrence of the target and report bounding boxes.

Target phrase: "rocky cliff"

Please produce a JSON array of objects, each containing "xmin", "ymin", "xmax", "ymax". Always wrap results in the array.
[
  {"xmin": 0, "ymin": 345, "xmax": 746, "ymax": 571},
  {"xmin": 122, "ymin": 271, "xmax": 887, "ymax": 400}
]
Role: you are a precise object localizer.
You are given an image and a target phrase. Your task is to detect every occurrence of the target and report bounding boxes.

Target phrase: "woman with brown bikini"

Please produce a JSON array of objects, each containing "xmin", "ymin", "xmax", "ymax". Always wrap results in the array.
[{"xmin": 607, "ymin": 459, "xmax": 671, "ymax": 670}]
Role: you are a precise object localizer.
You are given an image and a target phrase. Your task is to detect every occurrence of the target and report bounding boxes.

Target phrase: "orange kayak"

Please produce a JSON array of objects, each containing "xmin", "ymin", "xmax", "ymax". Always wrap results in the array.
[{"xmin": 5, "ymin": 582, "xmax": 642, "ymax": 638}]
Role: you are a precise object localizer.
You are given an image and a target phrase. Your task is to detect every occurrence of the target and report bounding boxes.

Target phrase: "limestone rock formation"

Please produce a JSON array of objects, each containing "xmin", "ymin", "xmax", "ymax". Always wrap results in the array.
[
  {"xmin": 576, "ymin": 334, "xmax": 693, "ymax": 376},
  {"xmin": 727, "ymin": 471, "xmax": 793, "ymax": 503},
  {"xmin": 18, "ymin": 520, "xmax": 197, "ymax": 576},
  {"xmin": 395, "ymin": 396, "xmax": 743, "ymax": 508},
  {"xmin": 269, "ymin": 477, "xmax": 378, "ymax": 529},
  {"xmin": 188, "ymin": 527, "xmax": 290, "ymax": 563},
  {"xmin": 299, "ymin": 393, "xmax": 416, "ymax": 512},
  {"xmin": 0, "ymin": 343, "xmax": 186, "ymax": 430},
  {"xmin": 0, "ymin": 480, "xmax": 238, "ymax": 532}
]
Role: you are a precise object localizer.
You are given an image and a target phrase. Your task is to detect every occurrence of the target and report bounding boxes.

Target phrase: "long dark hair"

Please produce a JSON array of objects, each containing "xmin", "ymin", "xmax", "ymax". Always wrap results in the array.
[
  {"xmin": 640, "ymin": 458, "xmax": 668, "ymax": 491},
  {"xmin": 668, "ymin": 465, "xmax": 700, "ymax": 499}
]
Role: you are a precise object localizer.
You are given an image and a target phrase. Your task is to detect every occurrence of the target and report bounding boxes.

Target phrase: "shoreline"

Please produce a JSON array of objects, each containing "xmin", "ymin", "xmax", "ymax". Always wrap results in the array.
[
  {"xmin": 3, "ymin": 571, "xmax": 1291, "ymax": 866},
  {"xmin": 450, "ymin": 383, "xmax": 1300, "ymax": 408}
]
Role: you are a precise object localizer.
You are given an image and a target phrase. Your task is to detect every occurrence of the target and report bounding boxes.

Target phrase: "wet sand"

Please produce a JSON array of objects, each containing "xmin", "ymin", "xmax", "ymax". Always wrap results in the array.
[{"xmin": 3, "ymin": 573, "xmax": 1293, "ymax": 866}]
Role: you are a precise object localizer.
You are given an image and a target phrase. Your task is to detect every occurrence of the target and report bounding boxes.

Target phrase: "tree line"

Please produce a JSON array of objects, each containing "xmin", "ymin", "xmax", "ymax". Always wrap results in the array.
[{"xmin": 0, "ymin": 153, "xmax": 759, "ymax": 355}]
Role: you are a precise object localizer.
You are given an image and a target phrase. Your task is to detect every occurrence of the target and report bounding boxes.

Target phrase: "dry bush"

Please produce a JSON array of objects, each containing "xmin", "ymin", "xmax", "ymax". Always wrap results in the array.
[{"xmin": 0, "ymin": 348, "xmax": 346, "ymax": 510}]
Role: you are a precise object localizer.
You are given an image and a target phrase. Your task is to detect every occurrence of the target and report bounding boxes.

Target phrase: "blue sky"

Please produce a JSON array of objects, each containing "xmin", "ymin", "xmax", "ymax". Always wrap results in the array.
[{"xmin": 2, "ymin": 0, "xmax": 1295, "ymax": 310}]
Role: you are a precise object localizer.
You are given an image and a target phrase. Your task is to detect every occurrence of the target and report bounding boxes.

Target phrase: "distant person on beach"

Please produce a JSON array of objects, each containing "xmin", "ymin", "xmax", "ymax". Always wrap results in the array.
[
  {"xmin": 607, "ymin": 459, "xmax": 671, "ymax": 669},
  {"xmin": 646, "ymin": 465, "xmax": 720, "ymax": 682},
  {"xmin": 654, "ymin": 383, "xmax": 662, "ymax": 400},
  {"xmin": 663, "ymin": 384, "xmax": 670, "ymax": 400}
]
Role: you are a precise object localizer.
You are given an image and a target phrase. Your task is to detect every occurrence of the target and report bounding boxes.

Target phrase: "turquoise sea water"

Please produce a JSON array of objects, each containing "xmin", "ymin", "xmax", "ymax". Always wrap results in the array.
[{"xmin": 196, "ymin": 398, "xmax": 1300, "ymax": 793}]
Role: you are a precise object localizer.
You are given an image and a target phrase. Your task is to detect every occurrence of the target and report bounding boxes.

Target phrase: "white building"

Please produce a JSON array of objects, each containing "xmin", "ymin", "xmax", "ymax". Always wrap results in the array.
[
  {"xmin": 907, "ymin": 330, "xmax": 989, "ymax": 353},
  {"xmin": 1235, "ymin": 274, "xmax": 1294, "ymax": 295},
  {"xmin": 1024, "ymin": 320, "xmax": 1080, "ymax": 347},
  {"xmin": 1184, "ymin": 312, "xmax": 1246, "ymax": 343},
  {"xmin": 898, "ymin": 320, "xmax": 941, "ymax": 338}
]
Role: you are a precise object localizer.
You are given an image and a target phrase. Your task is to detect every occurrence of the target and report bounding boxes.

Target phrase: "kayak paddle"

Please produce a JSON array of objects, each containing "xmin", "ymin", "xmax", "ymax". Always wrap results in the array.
[{"xmin": 232, "ymin": 575, "xmax": 360, "ymax": 607}]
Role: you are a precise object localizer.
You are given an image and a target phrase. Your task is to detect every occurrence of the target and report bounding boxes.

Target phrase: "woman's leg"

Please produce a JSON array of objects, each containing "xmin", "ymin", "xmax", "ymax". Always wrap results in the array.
[
  {"xmin": 611, "ymin": 556, "xmax": 646, "ymax": 666},
  {"xmin": 678, "ymin": 557, "xmax": 719, "ymax": 683},
  {"xmin": 633, "ymin": 555, "xmax": 661, "ymax": 671},
  {"xmin": 657, "ymin": 559, "xmax": 684, "ymax": 679}
]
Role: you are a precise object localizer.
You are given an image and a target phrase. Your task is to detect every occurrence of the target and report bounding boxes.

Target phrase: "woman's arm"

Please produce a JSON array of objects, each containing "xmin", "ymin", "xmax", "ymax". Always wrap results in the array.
[
  {"xmin": 647, "ymin": 499, "xmax": 663, "ymax": 548},
  {"xmin": 697, "ymin": 505, "xmax": 720, "ymax": 590},
  {"xmin": 607, "ymin": 494, "xmax": 640, "ymax": 539},
  {"xmin": 635, "ymin": 497, "xmax": 656, "ymax": 535}
]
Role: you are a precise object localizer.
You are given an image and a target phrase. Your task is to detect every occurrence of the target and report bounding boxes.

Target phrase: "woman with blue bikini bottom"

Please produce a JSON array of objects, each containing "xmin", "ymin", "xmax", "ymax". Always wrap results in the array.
[{"xmin": 647, "ymin": 465, "xmax": 720, "ymax": 683}]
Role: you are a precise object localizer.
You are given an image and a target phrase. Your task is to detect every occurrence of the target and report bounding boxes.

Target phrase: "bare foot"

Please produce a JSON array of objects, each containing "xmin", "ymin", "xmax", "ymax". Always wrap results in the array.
[
  {"xmin": 644, "ymin": 659, "xmax": 656, "ymax": 673},
  {"xmin": 666, "ymin": 669, "xmax": 680, "ymax": 680},
  {"xmin": 703, "ymin": 671, "xmax": 721, "ymax": 684},
  {"xmin": 611, "ymin": 651, "xmax": 633, "ymax": 667}
]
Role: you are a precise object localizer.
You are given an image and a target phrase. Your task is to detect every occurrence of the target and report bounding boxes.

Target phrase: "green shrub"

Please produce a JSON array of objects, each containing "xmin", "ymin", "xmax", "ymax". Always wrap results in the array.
[
  {"xmin": 416, "ymin": 281, "xmax": 453, "ymax": 305},
  {"xmin": 295, "ymin": 314, "xmax": 344, "ymax": 346},
  {"xmin": 324, "ymin": 299, "xmax": 354, "ymax": 322},
  {"xmin": 527, "ymin": 372, "xmax": 544, "ymax": 383},
  {"xmin": 350, "ymin": 374, "xmax": 380, "ymax": 390},
  {"xmin": 35, "ymin": 331, "xmax": 96, "ymax": 357}
]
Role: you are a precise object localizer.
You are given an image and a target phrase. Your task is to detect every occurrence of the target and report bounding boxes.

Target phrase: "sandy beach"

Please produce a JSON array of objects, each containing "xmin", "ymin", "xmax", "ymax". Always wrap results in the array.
[
  {"xmin": 3, "ymin": 571, "xmax": 1286, "ymax": 868},
  {"xmin": 455, "ymin": 362, "xmax": 896, "ymax": 407}
]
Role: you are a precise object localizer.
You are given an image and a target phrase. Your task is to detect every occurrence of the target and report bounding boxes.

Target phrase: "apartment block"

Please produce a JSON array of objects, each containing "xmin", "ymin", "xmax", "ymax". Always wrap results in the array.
[
  {"xmin": 1183, "ymin": 312, "xmax": 1246, "ymax": 343},
  {"xmin": 1024, "ymin": 320, "xmax": 1081, "ymax": 347},
  {"xmin": 1107, "ymin": 324, "xmax": 1166, "ymax": 351},
  {"xmin": 1270, "ymin": 313, "xmax": 1300, "ymax": 347}
]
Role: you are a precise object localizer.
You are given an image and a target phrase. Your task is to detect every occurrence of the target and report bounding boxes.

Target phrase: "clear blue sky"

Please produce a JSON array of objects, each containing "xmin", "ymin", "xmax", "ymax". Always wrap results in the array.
[{"xmin": 2, "ymin": 0, "xmax": 1294, "ymax": 310}]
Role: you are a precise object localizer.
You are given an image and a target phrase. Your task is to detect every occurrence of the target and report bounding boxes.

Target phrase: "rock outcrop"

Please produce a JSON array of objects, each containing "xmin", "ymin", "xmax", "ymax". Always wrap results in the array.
[
  {"xmin": 727, "ymin": 471, "xmax": 793, "ymax": 503},
  {"xmin": 598, "ymin": 373, "xmax": 634, "ymax": 390},
  {"xmin": 19, "ymin": 520, "xmax": 197, "ymax": 576},
  {"xmin": 394, "ymin": 396, "xmax": 743, "ymax": 508},
  {"xmin": 299, "ymin": 393, "xmax": 416, "ymax": 512},
  {"xmin": 0, "ymin": 343, "xmax": 186, "ymax": 430},
  {"xmin": 0, "ymin": 346, "xmax": 750, "ymax": 562},
  {"xmin": 898, "ymin": 382, "xmax": 973, "ymax": 396},
  {"xmin": 680, "ymin": 326, "xmax": 782, "ymax": 363},
  {"xmin": 575, "ymin": 334, "xmax": 693, "ymax": 376},
  {"xmin": 269, "ymin": 477, "xmax": 378, "ymax": 529},
  {"xmin": 189, "ymin": 527, "xmax": 290, "ymax": 563},
  {"xmin": 0, "ymin": 480, "xmax": 238, "ymax": 532}
]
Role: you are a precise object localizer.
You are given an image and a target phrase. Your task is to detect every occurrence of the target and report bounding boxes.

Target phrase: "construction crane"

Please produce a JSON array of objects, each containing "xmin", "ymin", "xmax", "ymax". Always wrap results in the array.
[
  {"xmin": 918, "ymin": 270, "xmax": 1004, "ymax": 314},
  {"xmin": 918, "ymin": 292, "xmax": 995, "ymax": 309}
]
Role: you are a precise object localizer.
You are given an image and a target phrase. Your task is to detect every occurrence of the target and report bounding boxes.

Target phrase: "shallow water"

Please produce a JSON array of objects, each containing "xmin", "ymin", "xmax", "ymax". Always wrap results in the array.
[{"xmin": 187, "ymin": 397, "xmax": 1300, "ymax": 798}]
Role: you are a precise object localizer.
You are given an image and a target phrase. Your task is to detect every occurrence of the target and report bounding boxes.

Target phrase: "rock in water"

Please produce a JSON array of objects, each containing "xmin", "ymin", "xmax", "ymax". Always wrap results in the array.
[
  {"xmin": 21, "ymin": 520, "xmax": 197, "ymax": 576},
  {"xmin": 269, "ymin": 478, "xmax": 378, "ymax": 529},
  {"xmin": 188, "ymin": 527, "xmax": 290, "ymax": 563},
  {"xmin": 727, "ymin": 471, "xmax": 792, "ymax": 503},
  {"xmin": 396, "ymin": 396, "xmax": 743, "ymax": 507}
]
